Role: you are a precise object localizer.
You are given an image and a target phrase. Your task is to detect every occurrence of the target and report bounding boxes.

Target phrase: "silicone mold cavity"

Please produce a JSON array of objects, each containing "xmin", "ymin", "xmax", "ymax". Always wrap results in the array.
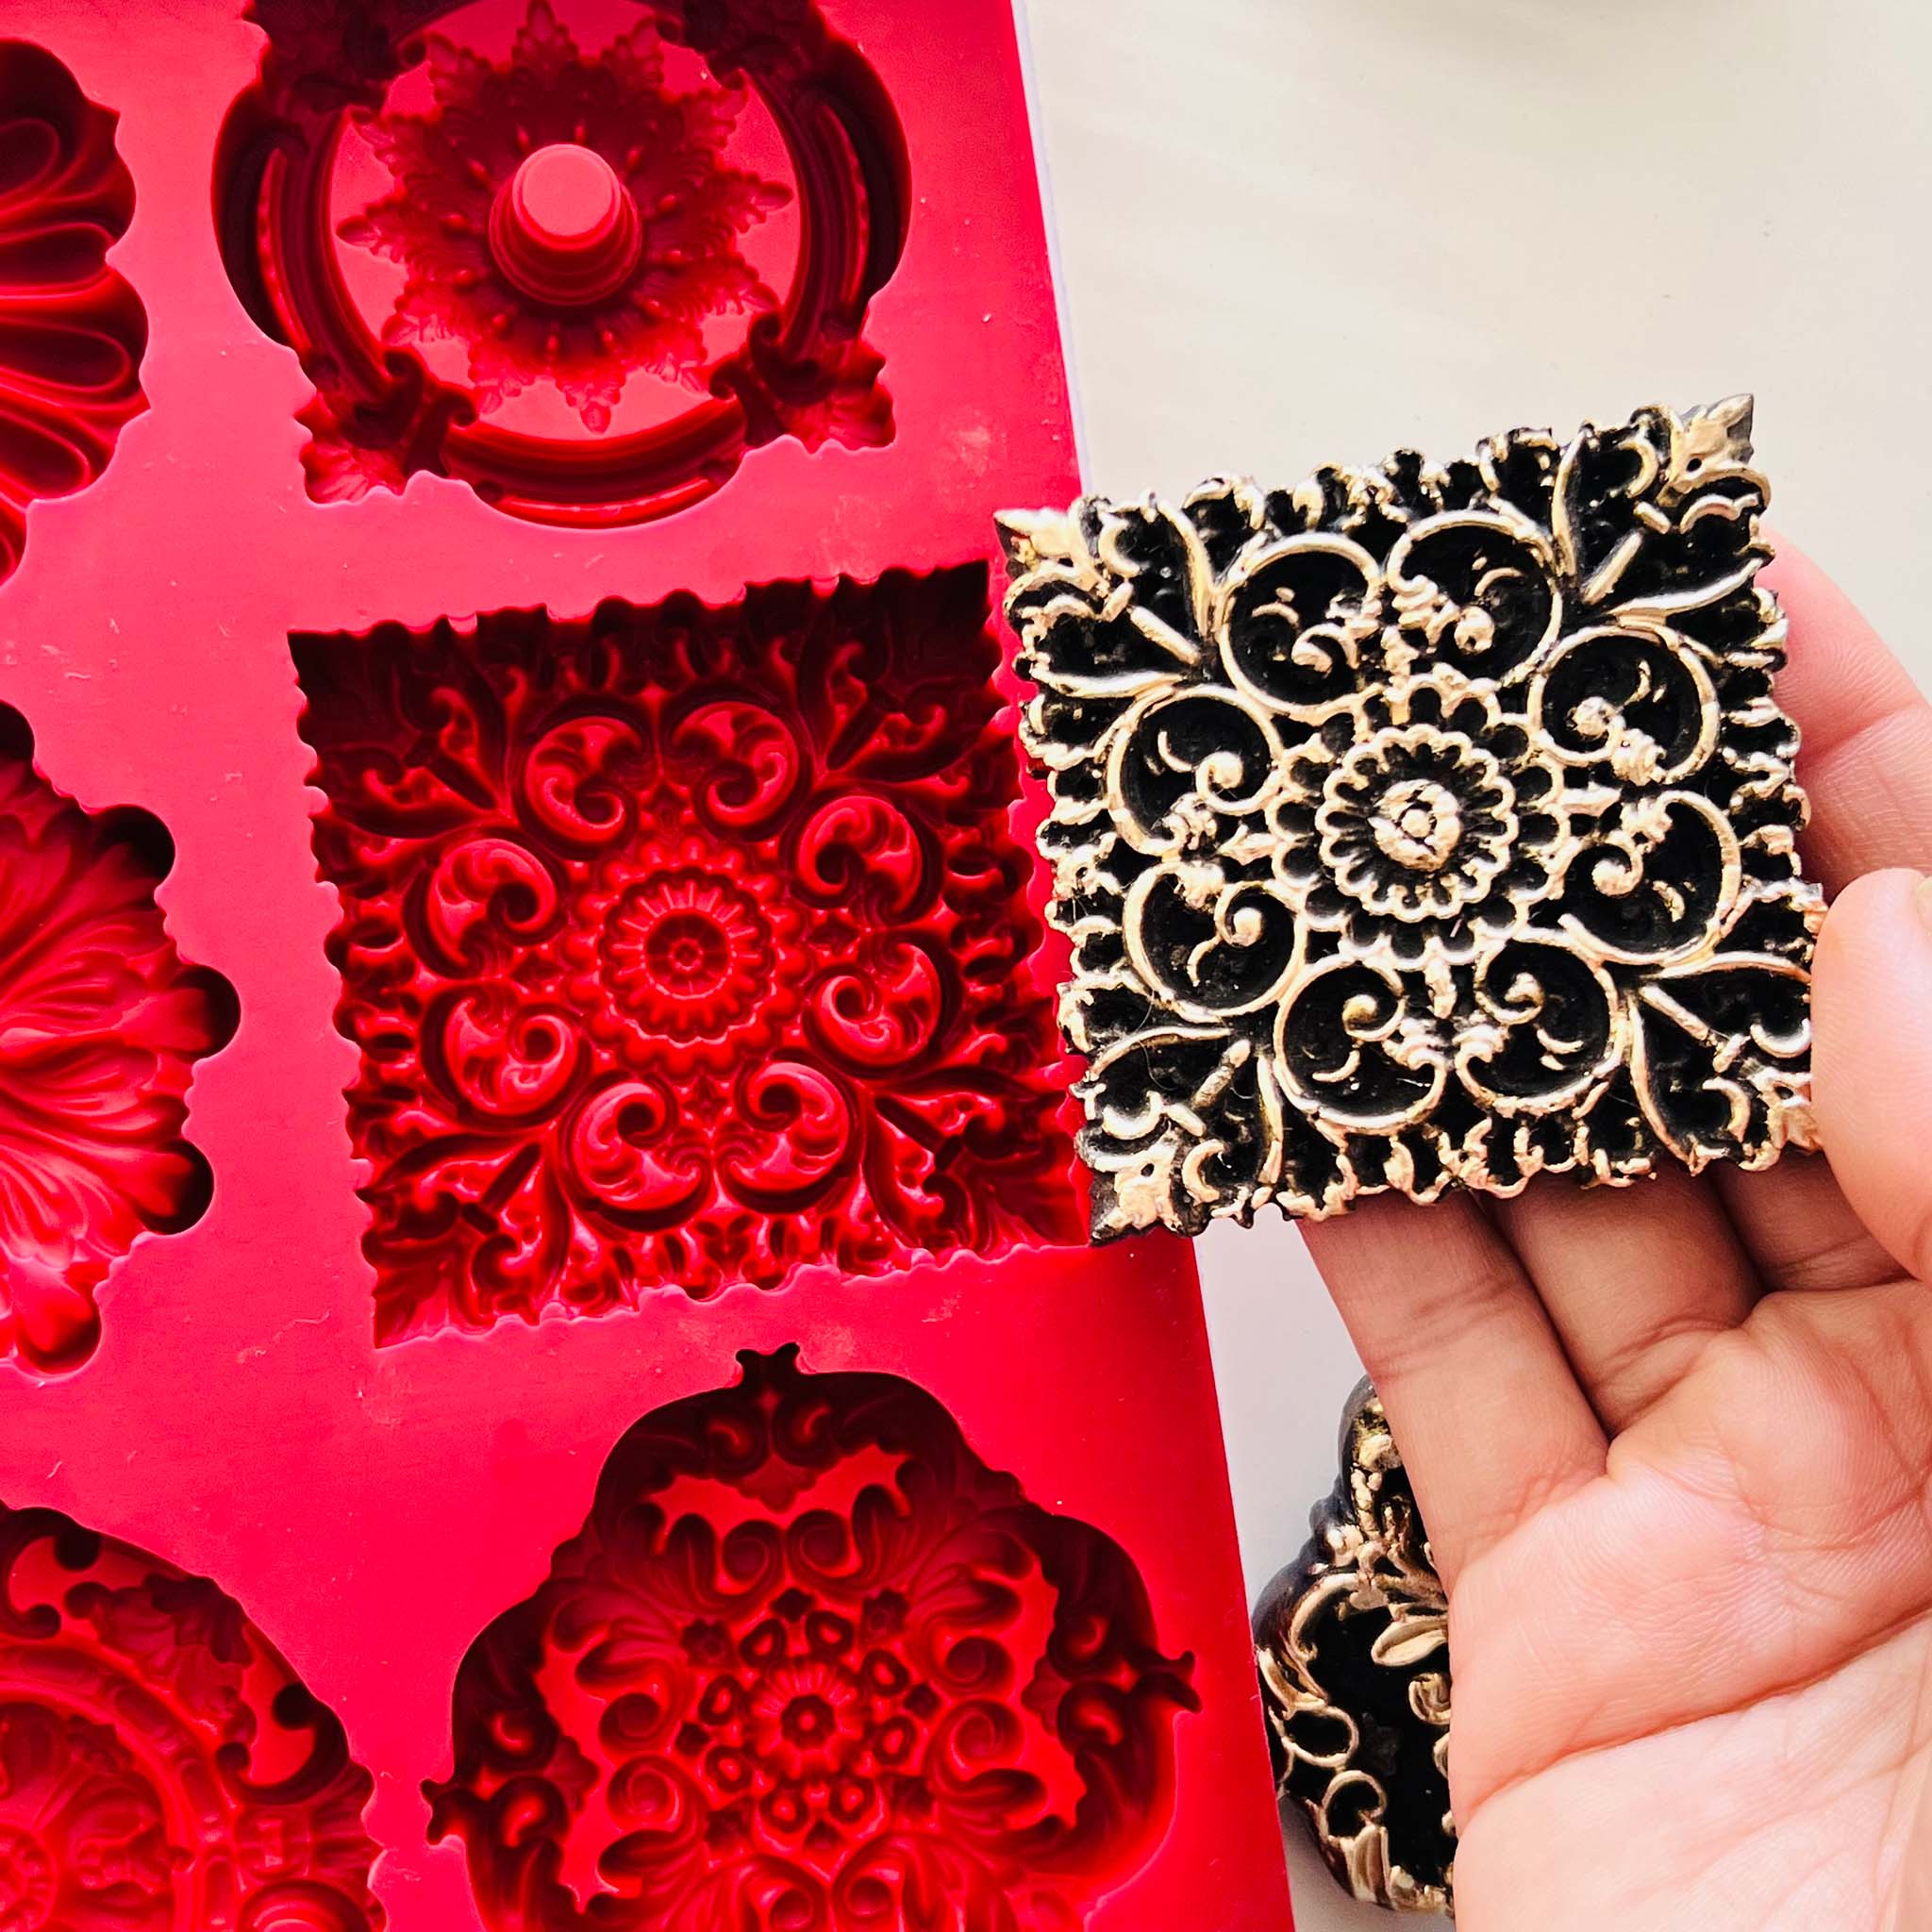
[
  {"xmin": 214, "ymin": 0, "xmax": 908, "ymax": 525},
  {"xmin": 0, "ymin": 1498, "xmax": 382, "ymax": 1929},
  {"xmin": 291, "ymin": 568, "xmax": 1080, "ymax": 1343},
  {"xmin": 0, "ymin": 40, "xmax": 147, "ymax": 587},
  {"xmin": 0, "ymin": 704, "xmax": 237, "ymax": 1376},
  {"xmin": 428, "ymin": 1346, "xmax": 1196, "ymax": 1930}
]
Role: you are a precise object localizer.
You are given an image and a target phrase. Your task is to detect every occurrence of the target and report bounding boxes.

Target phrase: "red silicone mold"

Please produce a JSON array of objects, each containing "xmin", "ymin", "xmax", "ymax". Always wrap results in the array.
[{"xmin": 0, "ymin": 3, "xmax": 1295, "ymax": 1927}]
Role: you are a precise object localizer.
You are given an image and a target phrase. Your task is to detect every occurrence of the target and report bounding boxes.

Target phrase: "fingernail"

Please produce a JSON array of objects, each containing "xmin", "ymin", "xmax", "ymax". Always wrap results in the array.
[{"xmin": 1912, "ymin": 874, "xmax": 1932, "ymax": 938}]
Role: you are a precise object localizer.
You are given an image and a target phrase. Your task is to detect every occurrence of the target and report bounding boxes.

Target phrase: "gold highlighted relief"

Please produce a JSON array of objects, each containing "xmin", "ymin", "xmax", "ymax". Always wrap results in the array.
[
  {"xmin": 1000, "ymin": 398, "xmax": 1819, "ymax": 1240},
  {"xmin": 1255, "ymin": 1382, "xmax": 1454, "ymax": 1915}
]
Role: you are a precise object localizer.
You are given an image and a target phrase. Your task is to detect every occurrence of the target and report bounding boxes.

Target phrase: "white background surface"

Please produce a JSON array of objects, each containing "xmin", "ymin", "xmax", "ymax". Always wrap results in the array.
[{"xmin": 1017, "ymin": 2, "xmax": 1932, "ymax": 1924}]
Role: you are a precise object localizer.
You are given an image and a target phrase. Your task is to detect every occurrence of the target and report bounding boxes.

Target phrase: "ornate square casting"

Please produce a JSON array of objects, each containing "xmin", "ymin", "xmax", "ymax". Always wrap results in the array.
[{"xmin": 1001, "ymin": 398, "xmax": 1819, "ymax": 1239}]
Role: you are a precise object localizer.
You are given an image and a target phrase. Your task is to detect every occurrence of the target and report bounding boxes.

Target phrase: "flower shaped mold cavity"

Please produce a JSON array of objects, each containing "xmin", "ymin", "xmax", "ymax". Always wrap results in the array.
[
  {"xmin": 0, "ymin": 706, "xmax": 237, "ymax": 1375},
  {"xmin": 215, "ymin": 0, "xmax": 908, "ymax": 525},
  {"xmin": 428, "ymin": 1347, "xmax": 1197, "ymax": 1930},
  {"xmin": 0, "ymin": 1498, "xmax": 383, "ymax": 1929},
  {"xmin": 1000, "ymin": 397, "xmax": 1821, "ymax": 1239},
  {"xmin": 338, "ymin": 2, "xmax": 788, "ymax": 433},
  {"xmin": 291, "ymin": 569, "xmax": 1079, "ymax": 1342},
  {"xmin": 0, "ymin": 41, "xmax": 148, "ymax": 586}
]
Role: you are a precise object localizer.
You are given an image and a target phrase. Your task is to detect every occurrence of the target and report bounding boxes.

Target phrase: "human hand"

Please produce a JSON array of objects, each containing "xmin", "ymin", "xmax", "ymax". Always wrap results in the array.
[{"xmin": 1303, "ymin": 548, "xmax": 1932, "ymax": 1930}]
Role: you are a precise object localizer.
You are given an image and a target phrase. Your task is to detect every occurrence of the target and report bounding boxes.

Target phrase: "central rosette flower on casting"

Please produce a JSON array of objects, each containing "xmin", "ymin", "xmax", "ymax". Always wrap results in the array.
[
  {"xmin": 1276, "ymin": 669, "xmax": 1568, "ymax": 957},
  {"xmin": 1324, "ymin": 734, "xmax": 1507, "ymax": 910}
]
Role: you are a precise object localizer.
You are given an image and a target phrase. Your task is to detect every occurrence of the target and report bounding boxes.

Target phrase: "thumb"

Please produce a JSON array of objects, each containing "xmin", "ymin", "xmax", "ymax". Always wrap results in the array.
[{"xmin": 1813, "ymin": 868, "xmax": 1932, "ymax": 1283}]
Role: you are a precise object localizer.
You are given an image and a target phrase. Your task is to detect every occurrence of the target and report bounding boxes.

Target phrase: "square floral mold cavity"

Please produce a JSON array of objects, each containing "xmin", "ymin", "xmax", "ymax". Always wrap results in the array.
[
  {"xmin": 1001, "ymin": 396, "xmax": 1821, "ymax": 1240},
  {"xmin": 292, "ymin": 568, "xmax": 1081, "ymax": 1341}
]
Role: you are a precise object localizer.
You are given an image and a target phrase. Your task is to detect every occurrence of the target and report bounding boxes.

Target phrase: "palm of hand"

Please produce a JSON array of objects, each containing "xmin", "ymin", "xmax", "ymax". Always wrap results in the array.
[
  {"xmin": 1303, "ymin": 555, "xmax": 1932, "ymax": 1930},
  {"xmin": 1454, "ymin": 1270, "xmax": 1932, "ymax": 1929}
]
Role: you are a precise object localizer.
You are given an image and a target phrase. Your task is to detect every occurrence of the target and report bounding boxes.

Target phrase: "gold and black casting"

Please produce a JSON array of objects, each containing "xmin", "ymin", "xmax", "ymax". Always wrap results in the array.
[{"xmin": 1254, "ymin": 1382, "xmax": 1455, "ymax": 1914}]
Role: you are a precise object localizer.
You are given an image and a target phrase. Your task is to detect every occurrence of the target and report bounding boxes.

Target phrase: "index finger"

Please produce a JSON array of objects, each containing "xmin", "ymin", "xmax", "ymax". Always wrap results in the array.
[
  {"xmin": 1767, "ymin": 544, "xmax": 1932, "ymax": 891},
  {"xmin": 1710, "ymin": 543, "xmax": 1932, "ymax": 1288}
]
